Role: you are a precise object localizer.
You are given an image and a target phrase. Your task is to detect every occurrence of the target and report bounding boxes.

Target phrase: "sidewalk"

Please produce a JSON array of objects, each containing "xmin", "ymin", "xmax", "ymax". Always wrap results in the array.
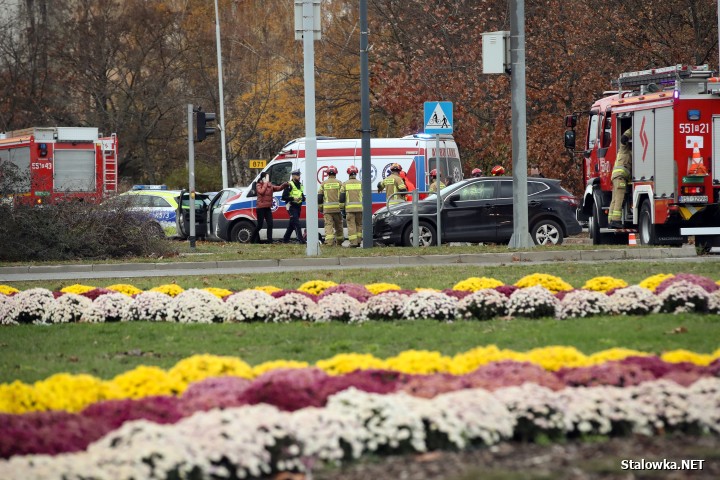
[{"xmin": 0, "ymin": 245, "xmax": 703, "ymax": 282}]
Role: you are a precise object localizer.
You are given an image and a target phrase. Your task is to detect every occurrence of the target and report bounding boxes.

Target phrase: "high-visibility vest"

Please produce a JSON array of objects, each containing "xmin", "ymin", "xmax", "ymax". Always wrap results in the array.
[
  {"xmin": 341, "ymin": 178, "xmax": 362, "ymax": 212},
  {"xmin": 382, "ymin": 173, "xmax": 406, "ymax": 204},
  {"xmin": 429, "ymin": 180, "xmax": 446, "ymax": 192},
  {"xmin": 320, "ymin": 176, "xmax": 342, "ymax": 213},
  {"xmin": 287, "ymin": 180, "xmax": 304, "ymax": 204}
]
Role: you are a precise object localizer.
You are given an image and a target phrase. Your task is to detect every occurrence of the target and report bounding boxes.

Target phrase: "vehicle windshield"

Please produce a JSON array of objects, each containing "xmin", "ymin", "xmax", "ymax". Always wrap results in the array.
[{"xmin": 424, "ymin": 183, "xmax": 459, "ymax": 201}]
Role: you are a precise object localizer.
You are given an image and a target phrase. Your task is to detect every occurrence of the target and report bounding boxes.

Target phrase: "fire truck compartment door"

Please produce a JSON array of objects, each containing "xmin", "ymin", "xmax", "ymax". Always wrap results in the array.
[
  {"xmin": 632, "ymin": 111, "xmax": 654, "ymax": 182},
  {"xmin": 713, "ymin": 116, "xmax": 720, "ymax": 185},
  {"xmin": 653, "ymin": 108, "xmax": 674, "ymax": 198},
  {"xmin": 54, "ymin": 149, "xmax": 96, "ymax": 192}
]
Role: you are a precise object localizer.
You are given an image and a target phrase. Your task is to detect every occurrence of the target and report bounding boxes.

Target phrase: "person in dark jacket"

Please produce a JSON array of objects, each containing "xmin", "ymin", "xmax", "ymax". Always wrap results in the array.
[{"xmin": 251, "ymin": 171, "xmax": 288, "ymax": 243}]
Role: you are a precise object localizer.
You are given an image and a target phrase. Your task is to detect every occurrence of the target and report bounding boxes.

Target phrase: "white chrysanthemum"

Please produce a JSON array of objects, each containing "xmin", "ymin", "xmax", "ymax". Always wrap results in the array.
[
  {"xmin": 608, "ymin": 285, "xmax": 661, "ymax": 315},
  {"xmin": 315, "ymin": 293, "xmax": 365, "ymax": 323},
  {"xmin": 129, "ymin": 291, "xmax": 173, "ymax": 322},
  {"xmin": 457, "ymin": 288, "xmax": 507, "ymax": 320},
  {"xmin": 267, "ymin": 293, "xmax": 316, "ymax": 323},
  {"xmin": 48, "ymin": 293, "xmax": 92, "ymax": 323},
  {"xmin": 81, "ymin": 293, "xmax": 133, "ymax": 323},
  {"xmin": 363, "ymin": 292, "xmax": 407, "ymax": 321},
  {"xmin": 708, "ymin": 290, "xmax": 720, "ymax": 314},
  {"xmin": 167, "ymin": 289, "xmax": 228, "ymax": 323},
  {"xmin": 225, "ymin": 289, "xmax": 276, "ymax": 322},
  {"xmin": 402, "ymin": 291, "xmax": 458, "ymax": 321},
  {"xmin": 556, "ymin": 289, "xmax": 611, "ymax": 320},
  {"xmin": 507, "ymin": 285, "xmax": 558, "ymax": 318},
  {"xmin": 656, "ymin": 280, "xmax": 709, "ymax": 314},
  {"xmin": 0, "ymin": 294, "xmax": 16, "ymax": 325},
  {"xmin": 4, "ymin": 288, "xmax": 54, "ymax": 324}
]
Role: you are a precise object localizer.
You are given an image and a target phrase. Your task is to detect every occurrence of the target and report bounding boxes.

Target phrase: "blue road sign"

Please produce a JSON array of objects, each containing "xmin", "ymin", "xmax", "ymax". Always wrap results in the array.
[{"xmin": 424, "ymin": 101, "xmax": 453, "ymax": 134}]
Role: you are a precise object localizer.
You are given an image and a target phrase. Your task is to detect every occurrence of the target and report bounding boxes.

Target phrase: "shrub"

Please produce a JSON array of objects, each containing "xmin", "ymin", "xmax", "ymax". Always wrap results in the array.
[{"xmin": 0, "ymin": 200, "xmax": 176, "ymax": 262}]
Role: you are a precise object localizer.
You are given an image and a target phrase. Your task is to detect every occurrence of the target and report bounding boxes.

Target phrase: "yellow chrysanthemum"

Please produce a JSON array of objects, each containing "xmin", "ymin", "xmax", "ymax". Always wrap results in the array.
[
  {"xmin": 203, "ymin": 287, "xmax": 234, "ymax": 299},
  {"xmin": 0, "ymin": 285, "xmax": 20, "ymax": 295},
  {"xmin": 111, "ymin": 365, "xmax": 186, "ymax": 398},
  {"xmin": 298, "ymin": 280, "xmax": 338, "ymax": 295},
  {"xmin": 638, "ymin": 273, "xmax": 674, "ymax": 292},
  {"xmin": 60, "ymin": 284, "xmax": 97, "ymax": 295},
  {"xmin": 524, "ymin": 346, "xmax": 591, "ymax": 371},
  {"xmin": 252, "ymin": 360, "xmax": 310, "ymax": 378},
  {"xmin": 587, "ymin": 348, "xmax": 649, "ymax": 364},
  {"xmin": 661, "ymin": 349, "xmax": 716, "ymax": 366},
  {"xmin": 252, "ymin": 285, "xmax": 282, "ymax": 294},
  {"xmin": 106, "ymin": 284, "xmax": 143, "ymax": 296},
  {"xmin": 365, "ymin": 283, "xmax": 402, "ymax": 295},
  {"xmin": 0, "ymin": 381, "xmax": 37, "ymax": 414},
  {"xmin": 316, "ymin": 353, "xmax": 386, "ymax": 375},
  {"xmin": 149, "ymin": 284, "xmax": 185, "ymax": 297},
  {"xmin": 582, "ymin": 276, "xmax": 628, "ymax": 293},
  {"xmin": 514, "ymin": 273, "xmax": 573, "ymax": 294},
  {"xmin": 384, "ymin": 349, "xmax": 453, "ymax": 375},
  {"xmin": 449, "ymin": 345, "xmax": 524, "ymax": 375},
  {"xmin": 452, "ymin": 276, "xmax": 504, "ymax": 292},
  {"xmin": 32, "ymin": 373, "xmax": 108, "ymax": 412},
  {"xmin": 169, "ymin": 354, "xmax": 254, "ymax": 384}
]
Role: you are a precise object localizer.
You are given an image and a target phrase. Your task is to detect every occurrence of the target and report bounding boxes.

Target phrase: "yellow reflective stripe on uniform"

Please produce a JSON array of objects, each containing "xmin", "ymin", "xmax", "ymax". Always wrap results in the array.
[{"xmin": 345, "ymin": 183, "xmax": 361, "ymax": 190}]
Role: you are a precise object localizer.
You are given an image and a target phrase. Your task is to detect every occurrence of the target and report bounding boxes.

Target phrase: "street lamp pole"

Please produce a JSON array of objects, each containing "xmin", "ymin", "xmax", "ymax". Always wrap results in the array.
[{"xmin": 214, "ymin": 0, "xmax": 229, "ymax": 189}]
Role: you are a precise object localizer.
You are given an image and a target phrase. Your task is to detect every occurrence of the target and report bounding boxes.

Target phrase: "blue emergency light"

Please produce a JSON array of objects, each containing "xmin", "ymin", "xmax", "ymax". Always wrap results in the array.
[{"xmin": 132, "ymin": 185, "xmax": 168, "ymax": 191}]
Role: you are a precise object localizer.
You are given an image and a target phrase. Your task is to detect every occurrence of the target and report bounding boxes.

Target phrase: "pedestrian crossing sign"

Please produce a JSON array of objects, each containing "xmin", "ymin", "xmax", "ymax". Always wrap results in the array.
[{"xmin": 424, "ymin": 101, "xmax": 453, "ymax": 134}]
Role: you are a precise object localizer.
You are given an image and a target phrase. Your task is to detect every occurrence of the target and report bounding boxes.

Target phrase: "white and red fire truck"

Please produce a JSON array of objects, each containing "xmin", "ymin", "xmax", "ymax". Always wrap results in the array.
[
  {"xmin": 565, "ymin": 65, "xmax": 720, "ymax": 250},
  {"xmin": 0, "ymin": 126, "xmax": 117, "ymax": 205}
]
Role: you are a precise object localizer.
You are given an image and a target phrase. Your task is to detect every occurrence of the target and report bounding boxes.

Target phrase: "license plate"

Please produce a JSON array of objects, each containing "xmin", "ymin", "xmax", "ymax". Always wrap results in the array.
[{"xmin": 679, "ymin": 195, "xmax": 708, "ymax": 203}]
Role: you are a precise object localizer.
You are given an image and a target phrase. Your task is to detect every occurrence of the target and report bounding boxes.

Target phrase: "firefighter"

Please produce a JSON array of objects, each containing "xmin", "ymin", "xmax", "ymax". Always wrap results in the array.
[
  {"xmin": 428, "ymin": 169, "xmax": 446, "ymax": 192},
  {"xmin": 318, "ymin": 165, "xmax": 344, "ymax": 246},
  {"xmin": 471, "ymin": 167, "xmax": 483, "ymax": 178},
  {"xmin": 377, "ymin": 163, "xmax": 407, "ymax": 205},
  {"xmin": 609, "ymin": 128, "xmax": 632, "ymax": 228},
  {"xmin": 282, "ymin": 169, "xmax": 305, "ymax": 244},
  {"xmin": 341, "ymin": 166, "xmax": 362, "ymax": 247},
  {"xmin": 491, "ymin": 165, "xmax": 505, "ymax": 176}
]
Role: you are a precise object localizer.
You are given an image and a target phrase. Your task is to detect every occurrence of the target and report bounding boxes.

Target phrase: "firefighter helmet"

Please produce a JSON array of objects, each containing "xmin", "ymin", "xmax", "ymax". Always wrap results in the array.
[
  {"xmin": 471, "ymin": 168, "xmax": 483, "ymax": 177},
  {"xmin": 390, "ymin": 163, "xmax": 402, "ymax": 172},
  {"xmin": 430, "ymin": 169, "xmax": 438, "ymax": 178},
  {"xmin": 347, "ymin": 165, "xmax": 359, "ymax": 175},
  {"xmin": 491, "ymin": 165, "xmax": 505, "ymax": 176},
  {"xmin": 327, "ymin": 165, "xmax": 338, "ymax": 175}
]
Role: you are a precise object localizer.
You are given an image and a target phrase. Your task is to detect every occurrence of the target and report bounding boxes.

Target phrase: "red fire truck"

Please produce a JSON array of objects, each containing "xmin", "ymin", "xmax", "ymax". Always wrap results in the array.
[
  {"xmin": 565, "ymin": 65, "xmax": 720, "ymax": 251},
  {"xmin": 0, "ymin": 126, "xmax": 117, "ymax": 205}
]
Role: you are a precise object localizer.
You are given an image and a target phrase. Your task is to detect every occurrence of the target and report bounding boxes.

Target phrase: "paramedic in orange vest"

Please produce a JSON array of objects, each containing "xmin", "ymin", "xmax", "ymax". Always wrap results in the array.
[
  {"xmin": 318, "ymin": 166, "xmax": 344, "ymax": 246},
  {"xmin": 340, "ymin": 166, "xmax": 362, "ymax": 247},
  {"xmin": 609, "ymin": 128, "xmax": 632, "ymax": 228},
  {"xmin": 399, "ymin": 169, "xmax": 416, "ymax": 201}
]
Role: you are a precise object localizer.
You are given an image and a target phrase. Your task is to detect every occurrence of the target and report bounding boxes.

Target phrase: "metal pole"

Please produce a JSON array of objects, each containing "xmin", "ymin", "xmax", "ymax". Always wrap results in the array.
[
  {"xmin": 435, "ymin": 134, "xmax": 442, "ymax": 246},
  {"xmin": 187, "ymin": 104, "xmax": 196, "ymax": 250},
  {"xmin": 508, "ymin": 0, "xmax": 533, "ymax": 248},
  {"xmin": 412, "ymin": 189, "xmax": 419, "ymax": 247},
  {"xmin": 214, "ymin": 0, "xmax": 228, "ymax": 189},
  {"xmin": 302, "ymin": 0, "xmax": 320, "ymax": 255},
  {"xmin": 360, "ymin": 0, "xmax": 373, "ymax": 248}
]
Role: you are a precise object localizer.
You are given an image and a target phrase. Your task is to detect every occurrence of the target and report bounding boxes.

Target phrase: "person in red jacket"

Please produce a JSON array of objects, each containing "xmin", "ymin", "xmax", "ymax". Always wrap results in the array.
[
  {"xmin": 399, "ymin": 170, "xmax": 416, "ymax": 201},
  {"xmin": 251, "ymin": 171, "xmax": 288, "ymax": 244}
]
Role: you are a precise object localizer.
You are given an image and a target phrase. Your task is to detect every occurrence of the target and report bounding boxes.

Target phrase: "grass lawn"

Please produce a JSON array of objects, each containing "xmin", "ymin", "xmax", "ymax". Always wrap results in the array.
[
  {"xmin": 4, "ymin": 259, "xmax": 720, "ymax": 293},
  {"xmin": 1, "ymin": 314, "xmax": 718, "ymax": 384}
]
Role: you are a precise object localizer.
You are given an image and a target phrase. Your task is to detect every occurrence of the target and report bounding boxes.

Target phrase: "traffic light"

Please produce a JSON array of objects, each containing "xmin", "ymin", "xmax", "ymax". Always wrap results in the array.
[{"xmin": 194, "ymin": 109, "xmax": 216, "ymax": 143}]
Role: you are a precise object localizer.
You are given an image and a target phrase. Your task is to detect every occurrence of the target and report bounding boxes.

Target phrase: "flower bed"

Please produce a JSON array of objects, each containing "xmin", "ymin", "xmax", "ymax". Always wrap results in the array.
[
  {"xmin": 1, "ymin": 378, "xmax": 719, "ymax": 478},
  {"xmin": 2, "ymin": 273, "xmax": 720, "ymax": 325}
]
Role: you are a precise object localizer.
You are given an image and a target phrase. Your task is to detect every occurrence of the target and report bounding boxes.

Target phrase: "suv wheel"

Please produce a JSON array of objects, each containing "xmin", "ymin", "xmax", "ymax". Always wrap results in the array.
[{"xmin": 531, "ymin": 219, "xmax": 563, "ymax": 245}]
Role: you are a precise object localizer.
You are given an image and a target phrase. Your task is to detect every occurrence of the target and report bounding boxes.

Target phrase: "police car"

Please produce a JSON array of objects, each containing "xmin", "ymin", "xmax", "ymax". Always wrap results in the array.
[{"xmin": 116, "ymin": 185, "xmax": 181, "ymax": 236}]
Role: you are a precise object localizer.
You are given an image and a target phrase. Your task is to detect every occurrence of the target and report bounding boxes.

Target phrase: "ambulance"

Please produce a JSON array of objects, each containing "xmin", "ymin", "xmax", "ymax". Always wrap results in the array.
[{"xmin": 217, "ymin": 134, "xmax": 463, "ymax": 243}]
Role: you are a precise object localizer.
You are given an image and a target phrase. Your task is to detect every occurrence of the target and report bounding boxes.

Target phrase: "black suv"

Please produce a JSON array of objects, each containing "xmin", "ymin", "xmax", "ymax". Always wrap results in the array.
[{"xmin": 372, "ymin": 177, "xmax": 582, "ymax": 246}]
